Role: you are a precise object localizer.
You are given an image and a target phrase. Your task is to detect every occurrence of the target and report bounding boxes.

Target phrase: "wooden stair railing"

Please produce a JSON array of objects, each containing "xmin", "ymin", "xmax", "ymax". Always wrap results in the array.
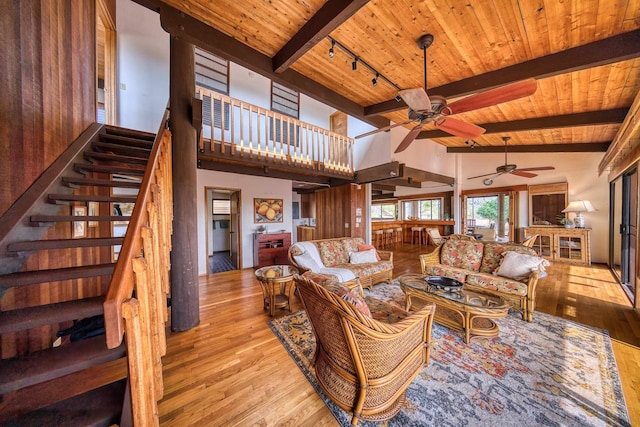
[{"xmin": 103, "ymin": 106, "xmax": 173, "ymax": 426}]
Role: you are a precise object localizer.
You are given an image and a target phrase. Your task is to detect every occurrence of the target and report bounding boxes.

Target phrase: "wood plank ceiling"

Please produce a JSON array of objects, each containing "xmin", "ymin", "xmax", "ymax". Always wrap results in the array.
[{"xmin": 148, "ymin": 0, "xmax": 640, "ymax": 152}]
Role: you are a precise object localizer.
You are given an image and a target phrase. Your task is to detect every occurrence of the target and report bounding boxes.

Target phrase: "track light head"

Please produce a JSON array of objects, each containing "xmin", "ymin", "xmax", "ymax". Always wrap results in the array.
[
  {"xmin": 352, "ymin": 58, "xmax": 358, "ymax": 71},
  {"xmin": 328, "ymin": 40, "xmax": 335, "ymax": 58},
  {"xmin": 395, "ymin": 95, "xmax": 402, "ymax": 102},
  {"xmin": 372, "ymin": 73, "xmax": 379, "ymax": 87}
]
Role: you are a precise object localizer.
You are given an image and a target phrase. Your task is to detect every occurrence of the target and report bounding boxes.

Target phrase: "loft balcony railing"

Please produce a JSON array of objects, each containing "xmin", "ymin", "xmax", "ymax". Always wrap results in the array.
[{"xmin": 196, "ymin": 86, "xmax": 354, "ymax": 176}]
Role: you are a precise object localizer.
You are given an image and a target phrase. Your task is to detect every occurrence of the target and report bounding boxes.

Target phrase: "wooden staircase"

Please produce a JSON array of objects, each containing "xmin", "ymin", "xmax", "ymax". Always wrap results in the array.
[{"xmin": 0, "ymin": 124, "xmax": 159, "ymax": 425}]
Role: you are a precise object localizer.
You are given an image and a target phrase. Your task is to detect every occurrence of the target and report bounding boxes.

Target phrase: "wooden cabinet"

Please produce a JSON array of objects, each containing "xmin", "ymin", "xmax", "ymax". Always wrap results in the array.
[
  {"xmin": 296, "ymin": 226, "xmax": 316, "ymax": 242},
  {"xmin": 253, "ymin": 232, "xmax": 291, "ymax": 268},
  {"xmin": 524, "ymin": 227, "xmax": 591, "ymax": 265}
]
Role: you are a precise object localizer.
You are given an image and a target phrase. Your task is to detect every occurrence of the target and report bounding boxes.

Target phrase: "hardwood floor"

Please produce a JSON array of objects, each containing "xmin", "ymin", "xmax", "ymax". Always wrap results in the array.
[{"xmin": 158, "ymin": 243, "xmax": 640, "ymax": 426}]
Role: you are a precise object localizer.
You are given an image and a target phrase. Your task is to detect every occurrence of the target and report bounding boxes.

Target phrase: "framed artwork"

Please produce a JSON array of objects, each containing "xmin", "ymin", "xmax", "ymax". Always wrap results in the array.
[
  {"xmin": 88, "ymin": 201, "xmax": 99, "ymax": 227},
  {"xmin": 254, "ymin": 198, "xmax": 283, "ymax": 223},
  {"xmin": 72, "ymin": 205, "xmax": 87, "ymax": 238}
]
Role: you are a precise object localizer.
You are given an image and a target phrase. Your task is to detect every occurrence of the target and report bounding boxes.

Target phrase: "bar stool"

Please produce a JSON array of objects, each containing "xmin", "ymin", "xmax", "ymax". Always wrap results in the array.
[
  {"xmin": 373, "ymin": 229, "xmax": 384, "ymax": 248},
  {"xmin": 411, "ymin": 227, "xmax": 424, "ymax": 245},
  {"xmin": 394, "ymin": 227, "xmax": 403, "ymax": 245},
  {"xmin": 383, "ymin": 228, "xmax": 395, "ymax": 246}
]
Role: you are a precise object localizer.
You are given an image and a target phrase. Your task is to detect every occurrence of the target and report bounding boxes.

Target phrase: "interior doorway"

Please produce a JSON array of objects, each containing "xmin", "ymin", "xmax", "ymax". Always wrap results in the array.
[
  {"xmin": 205, "ymin": 187, "xmax": 241, "ymax": 273},
  {"xmin": 96, "ymin": 0, "xmax": 116, "ymax": 124}
]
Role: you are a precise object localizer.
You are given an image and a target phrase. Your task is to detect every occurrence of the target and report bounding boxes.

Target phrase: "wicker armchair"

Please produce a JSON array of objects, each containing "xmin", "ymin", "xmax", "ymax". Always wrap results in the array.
[{"xmin": 293, "ymin": 274, "xmax": 435, "ymax": 426}]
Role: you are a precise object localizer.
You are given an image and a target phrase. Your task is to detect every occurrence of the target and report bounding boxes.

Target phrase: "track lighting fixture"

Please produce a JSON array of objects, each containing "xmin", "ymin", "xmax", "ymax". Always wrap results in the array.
[
  {"xmin": 465, "ymin": 140, "xmax": 479, "ymax": 149},
  {"xmin": 326, "ymin": 36, "xmax": 401, "ymax": 91},
  {"xmin": 395, "ymin": 95, "xmax": 402, "ymax": 102}
]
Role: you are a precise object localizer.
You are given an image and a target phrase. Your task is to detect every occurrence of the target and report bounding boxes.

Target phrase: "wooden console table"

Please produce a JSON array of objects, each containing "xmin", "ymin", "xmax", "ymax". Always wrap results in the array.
[{"xmin": 524, "ymin": 227, "xmax": 591, "ymax": 265}]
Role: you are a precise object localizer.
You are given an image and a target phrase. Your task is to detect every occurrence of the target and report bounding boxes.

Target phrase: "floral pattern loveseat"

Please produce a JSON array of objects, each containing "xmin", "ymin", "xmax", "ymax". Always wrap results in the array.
[
  {"xmin": 288, "ymin": 237, "xmax": 393, "ymax": 290},
  {"xmin": 420, "ymin": 239, "xmax": 547, "ymax": 321}
]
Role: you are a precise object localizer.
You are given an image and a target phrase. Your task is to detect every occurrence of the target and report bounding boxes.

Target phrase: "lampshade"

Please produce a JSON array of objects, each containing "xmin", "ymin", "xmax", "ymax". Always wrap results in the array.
[
  {"xmin": 562, "ymin": 200, "xmax": 596, "ymax": 228},
  {"xmin": 562, "ymin": 200, "xmax": 596, "ymax": 213}
]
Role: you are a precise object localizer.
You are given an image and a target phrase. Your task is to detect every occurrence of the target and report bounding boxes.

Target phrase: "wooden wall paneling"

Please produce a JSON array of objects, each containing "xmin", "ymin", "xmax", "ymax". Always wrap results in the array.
[{"xmin": 0, "ymin": 0, "xmax": 95, "ymax": 217}]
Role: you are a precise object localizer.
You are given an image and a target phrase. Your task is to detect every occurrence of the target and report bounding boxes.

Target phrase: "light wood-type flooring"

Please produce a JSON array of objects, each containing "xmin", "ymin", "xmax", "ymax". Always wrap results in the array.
[{"xmin": 158, "ymin": 243, "xmax": 640, "ymax": 426}]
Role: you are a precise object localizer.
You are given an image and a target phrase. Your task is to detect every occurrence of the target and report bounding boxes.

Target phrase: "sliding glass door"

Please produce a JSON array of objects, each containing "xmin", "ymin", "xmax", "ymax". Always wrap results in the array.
[{"xmin": 610, "ymin": 169, "xmax": 637, "ymax": 305}]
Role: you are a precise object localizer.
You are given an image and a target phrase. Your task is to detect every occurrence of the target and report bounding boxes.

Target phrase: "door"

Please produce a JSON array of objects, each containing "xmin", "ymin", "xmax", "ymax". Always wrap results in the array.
[
  {"xmin": 230, "ymin": 191, "xmax": 240, "ymax": 268},
  {"xmin": 610, "ymin": 169, "xmax": 637, "ymax": 306},
  {"xmin": 96, "ymin": 0, "xmax": 116, "ymax": 124}
]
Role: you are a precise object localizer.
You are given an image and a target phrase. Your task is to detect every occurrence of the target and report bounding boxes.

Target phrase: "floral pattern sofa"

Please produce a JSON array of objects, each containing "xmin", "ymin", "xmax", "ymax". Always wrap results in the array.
[
  {"xmin": 420, "ymin": 239, "xmax": 547, "ymax": 321},
  {"xmin": 288, "ymin": 237, "xmax": 393, "ymax": 290}
]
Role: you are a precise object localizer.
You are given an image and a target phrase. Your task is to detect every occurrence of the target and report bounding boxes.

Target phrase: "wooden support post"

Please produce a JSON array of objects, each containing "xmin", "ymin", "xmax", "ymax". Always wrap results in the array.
[{"xmin": 169, "ymin": 37, "xmax": 200, "ymax": 331}]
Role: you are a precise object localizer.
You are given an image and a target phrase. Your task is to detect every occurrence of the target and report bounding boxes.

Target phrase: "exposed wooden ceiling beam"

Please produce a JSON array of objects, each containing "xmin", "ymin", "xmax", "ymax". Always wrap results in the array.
[
  {"xmin": 418, "ymin": 108, "xmax": 629, "ymax": 139},
  {"xmin": 447, "ymin": 142, "xmax": 610, "ymax": 153},
  {"xmin": 355, "ymin": 161, "xmax": 401, "ymax": 183},
  {"xmin": 372, "ymin": 183, "xmax": 396, "ymax": 192},
  {"xmin": 381, "ymin": 178, "xmax": 422, "ymax": 188},
  {"xmin": 273, "ymin": 0, "xmax": 369, "ymax": 73},
  {"xmin": 372, "ymin": 194, "xmax": 398, "ymax": 201},
  {"xmin": 401, "ymin": 165, "xmax": 455, "ymax": 185},
  {"xmin": 159, "ymin": 4, "xmax": 388, "ymax": 129},
  {"xmin": 365, "ymin": 29, "xmax": 640, "ymax": 117},
  {"xmin": 198, "ymin": 157, "xmax": 353, "ymax": 186}
]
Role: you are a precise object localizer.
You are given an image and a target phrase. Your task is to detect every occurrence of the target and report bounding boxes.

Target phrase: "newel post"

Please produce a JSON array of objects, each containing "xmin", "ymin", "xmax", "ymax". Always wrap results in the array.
[{"xmin": 169, "ymin": 36, "xmax": 200, "ymax": 331}]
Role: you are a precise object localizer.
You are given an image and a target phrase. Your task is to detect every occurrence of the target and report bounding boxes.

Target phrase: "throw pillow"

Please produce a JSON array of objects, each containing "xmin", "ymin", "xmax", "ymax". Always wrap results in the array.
[
  {"xmin": 349, "ymin": 249, "xmax": 378, "ymax": 264},
  {"xmin": 357, "ymin": 243, "xmax": 381, "ymax": 260},
  {"xmin": 293, "ymin": 251, "xmax": 324, "ymax": 272},
  {"xmin": 336, "ymin": 286, "xmax": 372, "ymax": 317},
  {"xmin": 494, "ymin": 251, "xmax": 550, "ymax": 281}
]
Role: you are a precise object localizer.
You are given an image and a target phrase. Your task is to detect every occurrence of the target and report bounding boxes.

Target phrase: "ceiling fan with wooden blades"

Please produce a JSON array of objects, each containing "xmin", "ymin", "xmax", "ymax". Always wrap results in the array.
[
  {"xmin": 355, "ymin": 34, "xmax": 538, "ymax": 153},
  {"xmin": 467, "ymin": 136, "xmax": 555, "ymax": 185}
]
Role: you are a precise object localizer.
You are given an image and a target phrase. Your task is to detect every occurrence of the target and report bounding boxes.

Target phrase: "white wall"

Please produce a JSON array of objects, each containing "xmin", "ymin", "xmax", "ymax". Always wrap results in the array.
[
  {"xmin": 116, "ymin": 0, "xmax": 169, "ymax": 132},
  {"xmin": 197, "ymin": 170, "xmax": 293, "ymax": 275}
]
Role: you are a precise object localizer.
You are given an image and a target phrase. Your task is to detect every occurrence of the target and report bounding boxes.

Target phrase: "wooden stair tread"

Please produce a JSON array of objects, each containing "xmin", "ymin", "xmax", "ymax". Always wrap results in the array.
[
  {"xmin": 0, "ymin": 263, "xmax": 115, "ymax": 289},
  {"xmin": 30, "ymin": 215, "xmax": 131, "ymax": 225},
  {"xmin": 99, "ymin": 133, "xmax": 155, "ymax": 149},
  {"xmin": 92, "ymin": 142, "xmax": 151, "ymax": 158},
  {"xmin": 1, "ymin": 379, "xmax": 126, "ymax": 427},
  {"xmin": 0, "ymin": 335, "xmax": 126, "ymax": 394},
  {"xmin": 0, "ymin": 296, "xmax": 104, "ymax": 334},
  {"xmin": 84, "ymin": 152, "xmax": 149, "ymax": 165},
  {"xmin": 105, "ymin": 124, "xmax": 156, "ymax": 141},
  {"xmin": 7, "ymin": 237, "xmax": 124, "ymax": 253},
  {"xmin": 62, "ymin": 176, "xmax": 141, "ymax": 188},
  {"xmin": 74, "ymin": 163, "xmax": 145, "ymax": 176},
  {"xmin": 47, "ymin": 194, "xmax": 137, "ymax": 204}
]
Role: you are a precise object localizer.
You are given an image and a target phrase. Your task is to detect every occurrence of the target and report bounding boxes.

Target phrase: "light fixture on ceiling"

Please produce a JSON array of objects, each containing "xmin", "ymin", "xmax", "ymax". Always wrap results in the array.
[
  {"xmin": 483, "ymin": 178, "xmax": 493, "ymax": 186},
  {"xmin": 465, "ymin": 139, "xmax": 479, "ymax": 149},
  {"xmin": 395, "ymin": 95, "xmax": 402, "ymax": 102},
  {"xmin": 326, "ymin": 36, "xmax": 401, "ymax": 92},
  {"xmin": 562, "ymin": 200, "xmax": 596, "ymax": 228}
]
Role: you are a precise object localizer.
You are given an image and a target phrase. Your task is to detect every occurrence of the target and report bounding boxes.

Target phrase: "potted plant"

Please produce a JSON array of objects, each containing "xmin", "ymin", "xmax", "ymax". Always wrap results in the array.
[{"xmin": 558, "ymin": 217, "xmax": 573, "ymax": 228}]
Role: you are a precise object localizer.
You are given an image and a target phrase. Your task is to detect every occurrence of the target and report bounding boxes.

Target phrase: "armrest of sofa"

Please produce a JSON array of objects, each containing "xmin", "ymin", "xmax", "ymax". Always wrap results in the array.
[
  {"xmin": 377, "ymin": 250, "xmax": 393, "ymax": 263},
  {"xmin": 419, "ymin": 245, "xmax": 442, "ymax": 274}
]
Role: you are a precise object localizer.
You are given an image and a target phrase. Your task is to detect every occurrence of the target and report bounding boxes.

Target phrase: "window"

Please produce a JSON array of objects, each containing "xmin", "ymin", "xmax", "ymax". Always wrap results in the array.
[
  {"xmin": 212, "ymin": 199, "xmax": 231, "ymax": 215},
  {"xmin": 419, "ymin": 198, "xmax": 442, "ymax": 220},
  {"xmin": 271, "ymin": 82, "xmax": 299, "ymax": 119},
  {"xmin": 371, "ymin": 203, "xmax": 397, "ymax": 220},
  {"xmin": 195, "ymin": 48, "xmax": 230, "ymax": 130}
]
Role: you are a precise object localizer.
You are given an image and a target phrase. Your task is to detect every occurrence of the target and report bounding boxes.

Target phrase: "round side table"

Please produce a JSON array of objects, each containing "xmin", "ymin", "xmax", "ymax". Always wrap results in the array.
[{"xmin": 254, "ymin": 265, "xmax": 298, "ymax": 316}]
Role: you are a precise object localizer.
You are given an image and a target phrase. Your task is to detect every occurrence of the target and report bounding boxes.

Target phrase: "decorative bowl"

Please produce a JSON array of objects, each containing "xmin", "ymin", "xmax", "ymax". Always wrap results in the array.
[{"xmin": 425, "ymin": 276, "xmax": 463, "ymax": 291}]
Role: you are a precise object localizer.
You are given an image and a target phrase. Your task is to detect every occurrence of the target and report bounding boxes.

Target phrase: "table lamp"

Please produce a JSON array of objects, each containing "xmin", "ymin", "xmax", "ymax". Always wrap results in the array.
[{"xmin": 562, "ymin": 200, "xmax": 596, "ymax": 228}]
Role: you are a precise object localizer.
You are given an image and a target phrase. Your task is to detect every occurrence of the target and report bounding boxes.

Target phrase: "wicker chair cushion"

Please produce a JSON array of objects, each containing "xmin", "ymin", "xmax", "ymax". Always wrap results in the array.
[
  {"xmin": 465, "ymin": 272, "xmax": 528, "ymax": 296},
  {"xmin": 321, "ymin": 280, "xmax": 371, "ymax": 317},
  {"xmin": 317, "ymin": 240, "xmax": 350, "ymax": 267},
  {"xmin": 480, "ymin": 242, "xmax": 538, "ymax": 274},
  {"xmin": 363, "ymin": 297, "xmax": 410, "ymax": 324},
  {"xmin": 423, "ymin": 264, "xmax": 468, "ymax": 283},
  {"xmin": 440, "ymin": 239, "xmax": 484, "ymax": 272},
  {"xmin": 333, "ymin": 261, "xmax": 393, "ymax": 278}
]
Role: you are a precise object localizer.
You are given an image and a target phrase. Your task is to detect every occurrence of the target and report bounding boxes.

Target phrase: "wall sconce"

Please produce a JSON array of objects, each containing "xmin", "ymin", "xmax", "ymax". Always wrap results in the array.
[{"xmin": 562, "ymin": 200, "xmax": 596, "ymax": 228}]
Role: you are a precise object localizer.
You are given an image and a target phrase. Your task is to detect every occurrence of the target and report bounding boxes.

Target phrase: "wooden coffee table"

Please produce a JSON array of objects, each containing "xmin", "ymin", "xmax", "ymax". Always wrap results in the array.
[{"xmin": 397, "ymin": 274, "xmax": 509, "ymax": 343}]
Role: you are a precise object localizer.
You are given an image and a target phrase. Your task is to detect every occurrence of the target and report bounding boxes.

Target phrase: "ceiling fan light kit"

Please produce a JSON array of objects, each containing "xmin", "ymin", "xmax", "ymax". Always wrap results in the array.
[{"xmin": 355, "ymin": 34, "xmax": 539, "ymax": 154}]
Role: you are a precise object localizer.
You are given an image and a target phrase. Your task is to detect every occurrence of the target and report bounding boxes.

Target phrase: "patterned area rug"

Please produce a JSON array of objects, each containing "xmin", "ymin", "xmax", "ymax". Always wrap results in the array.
[{"xmin": 268, "ymin": 283, "xmax": 630, "ymax": 427}]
